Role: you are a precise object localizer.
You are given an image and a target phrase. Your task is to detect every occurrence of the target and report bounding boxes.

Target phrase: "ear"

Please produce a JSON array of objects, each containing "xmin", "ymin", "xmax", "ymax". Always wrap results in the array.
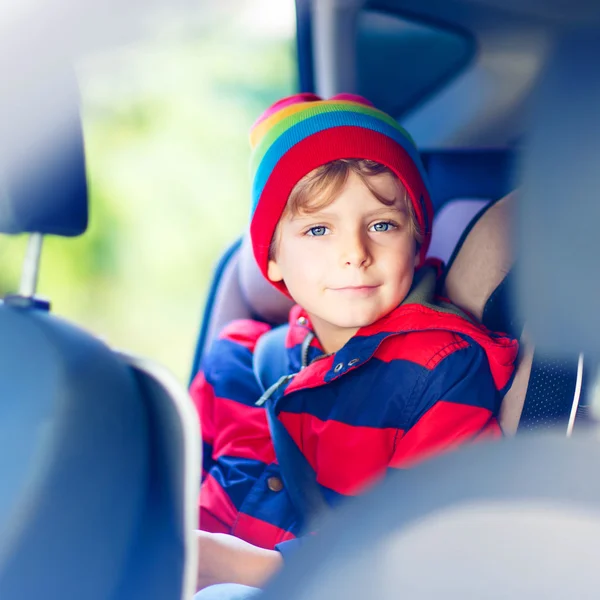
[
  {"xmin": 413, "ymin": 244, "xmax": 422, "ymax": 269},
  {"xmin": 267, "ymin": 258, "xmax": 284, "ymax": 283}
]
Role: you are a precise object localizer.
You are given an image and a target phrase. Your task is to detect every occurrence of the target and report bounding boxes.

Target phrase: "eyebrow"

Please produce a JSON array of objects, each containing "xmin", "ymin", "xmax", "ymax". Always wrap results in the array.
[{"xmin": 291, "ymin": 203, "xmax": 408, "ymax": 222}]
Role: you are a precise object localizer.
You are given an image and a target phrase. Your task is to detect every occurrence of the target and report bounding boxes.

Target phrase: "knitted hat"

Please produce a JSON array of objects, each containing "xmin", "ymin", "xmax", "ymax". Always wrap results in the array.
[{"xmin": 249, "ymin": 93, "xmax": 433, "ymax": 296}]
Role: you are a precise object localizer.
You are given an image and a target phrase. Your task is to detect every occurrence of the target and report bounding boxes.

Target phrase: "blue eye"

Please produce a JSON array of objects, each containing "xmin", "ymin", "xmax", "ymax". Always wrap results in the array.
[
  {"xmin": 371, "ymin": 222, "xmax": 396, "ymax": 232},
  {"xmin": 307, "ymin": 226, "xmax": 328, "ymax": 236}
]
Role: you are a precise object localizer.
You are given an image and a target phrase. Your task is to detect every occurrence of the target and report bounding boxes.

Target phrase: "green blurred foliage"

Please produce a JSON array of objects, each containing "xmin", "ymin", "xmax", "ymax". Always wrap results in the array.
[{"xmin": 0, "ymin": 5, "xmax": 296, "ymax": 382}]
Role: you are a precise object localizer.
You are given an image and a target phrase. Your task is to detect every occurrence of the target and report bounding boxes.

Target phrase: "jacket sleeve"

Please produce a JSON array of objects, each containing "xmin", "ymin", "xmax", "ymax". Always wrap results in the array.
[
  {"xmin": 189, "ymin": 319, "xmax": 275, "ymax": 534},
  {"xmin": 189, "ymin": 371, "xmax": 217, "ymax": 481},
  {"xmin": 389, "ymin": 341, "xmax": 503, "ymax": 470}
]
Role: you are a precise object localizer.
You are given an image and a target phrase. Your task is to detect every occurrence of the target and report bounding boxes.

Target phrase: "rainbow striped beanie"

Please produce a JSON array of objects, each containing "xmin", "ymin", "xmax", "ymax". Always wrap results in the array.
[{"xmin": 249, "ymin": 92, "xmax": 433, "ymax": 295}]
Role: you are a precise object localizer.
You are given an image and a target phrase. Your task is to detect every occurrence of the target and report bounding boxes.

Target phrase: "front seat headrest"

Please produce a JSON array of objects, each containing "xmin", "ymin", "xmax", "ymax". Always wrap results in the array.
[{"xmin": 0, "ymin": 64, "xmax": 87, "ymax": 237}]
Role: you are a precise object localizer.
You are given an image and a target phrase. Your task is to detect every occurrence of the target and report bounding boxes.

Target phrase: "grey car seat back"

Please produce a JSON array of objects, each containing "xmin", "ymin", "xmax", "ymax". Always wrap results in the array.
[{"xmin": 0, "ymin": 64, "xmax": 199, "ymax": 600}]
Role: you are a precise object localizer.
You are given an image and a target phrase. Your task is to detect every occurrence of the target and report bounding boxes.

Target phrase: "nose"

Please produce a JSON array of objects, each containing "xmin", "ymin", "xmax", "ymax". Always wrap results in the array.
[{"xmin": 339, "ymin": 229, "xmax": 371, "ymax": 268}]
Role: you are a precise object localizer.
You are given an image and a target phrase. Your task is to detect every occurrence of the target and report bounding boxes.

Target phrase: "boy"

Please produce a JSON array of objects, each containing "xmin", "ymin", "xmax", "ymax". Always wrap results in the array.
[{"xmin": 191, "ymin": 93, "xmax": 518, "ymax": 592}]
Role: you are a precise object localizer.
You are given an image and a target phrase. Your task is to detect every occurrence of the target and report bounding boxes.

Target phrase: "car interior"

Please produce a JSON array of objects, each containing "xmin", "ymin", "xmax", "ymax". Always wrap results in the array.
[{"xmin": 1, "ymin": 0, "xmax": 600, "ymax": 598}]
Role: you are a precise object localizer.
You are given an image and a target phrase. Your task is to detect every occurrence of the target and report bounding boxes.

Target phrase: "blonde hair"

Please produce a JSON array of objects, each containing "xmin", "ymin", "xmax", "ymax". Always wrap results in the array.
[{"xmin": 270, "ymin": 159, "xmax": 423, "ymax": 258}]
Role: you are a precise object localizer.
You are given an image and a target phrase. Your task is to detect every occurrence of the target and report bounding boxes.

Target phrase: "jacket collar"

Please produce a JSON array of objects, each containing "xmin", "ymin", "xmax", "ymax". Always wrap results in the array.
[{"xmin": 285, "ymin": 266, "xmax": 518, "ymax": 390}]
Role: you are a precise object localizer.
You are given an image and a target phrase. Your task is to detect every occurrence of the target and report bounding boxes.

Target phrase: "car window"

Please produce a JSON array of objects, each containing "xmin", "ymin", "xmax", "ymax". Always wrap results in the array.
[{"xmin": 357, "ymin": 7, "xmax": 474, "ymax": 118}]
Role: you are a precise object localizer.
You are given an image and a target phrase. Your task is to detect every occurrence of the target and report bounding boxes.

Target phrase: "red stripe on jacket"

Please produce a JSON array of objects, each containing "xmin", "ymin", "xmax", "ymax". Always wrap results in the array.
[
  {"xmin": 212, "ymin": 395, "xmax": 275, "ymax": 464},
  {"xmin": 361, "ymin": 304, "xmax": 518, "ymax": 390},
  {"xmin": 278, "ymin": 411, "xmax": 400, "ymax": 495},
  {"xmin": 190, "ymin": 372, "xmax": 215, "ymax": 447},
  {"xmin": 284, "ymin": 354, "xmax": 335, "ymax": 394},
  {"xmin": 390, "ymin": 400, "xmax": 502, "ymax": 469},
  {"xmin": 232, "ymin": 513, "xmax": 297, "ymax": 549},
  {"xmin": 218, "ymin": 319, "xmax": 271, "ymax": 351},
  {"xmin": 200, "ymin": 473, "xmax": 239, "ymax": 532},
  {"xmin": 374, "ymin": 331, "xmax": 470, "ymax": 368}
]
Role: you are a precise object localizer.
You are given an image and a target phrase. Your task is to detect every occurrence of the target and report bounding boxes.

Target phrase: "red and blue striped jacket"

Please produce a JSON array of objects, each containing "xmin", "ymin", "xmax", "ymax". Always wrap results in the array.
[{"xmin": 191, "ymin": 268, "xmax": 518, "ymax": 550}]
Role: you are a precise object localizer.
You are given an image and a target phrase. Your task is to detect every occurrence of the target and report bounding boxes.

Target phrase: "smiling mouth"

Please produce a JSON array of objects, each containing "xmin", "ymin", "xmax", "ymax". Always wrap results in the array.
[{"xmin": 330, "ymin": 285, "xmax": 380, "ymax": 296}]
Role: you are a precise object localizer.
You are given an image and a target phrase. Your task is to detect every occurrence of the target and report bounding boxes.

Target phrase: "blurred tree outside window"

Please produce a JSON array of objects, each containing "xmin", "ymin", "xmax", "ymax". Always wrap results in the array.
[{"xmin": 0, "ymin": 0, "xmax": 297, "ymax": 382}]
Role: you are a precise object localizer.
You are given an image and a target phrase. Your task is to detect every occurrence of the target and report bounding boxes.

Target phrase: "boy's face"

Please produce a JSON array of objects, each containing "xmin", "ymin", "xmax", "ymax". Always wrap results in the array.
[{"xmin": 268, "ymin": 171, "xmax": 419, "ymax": 353}]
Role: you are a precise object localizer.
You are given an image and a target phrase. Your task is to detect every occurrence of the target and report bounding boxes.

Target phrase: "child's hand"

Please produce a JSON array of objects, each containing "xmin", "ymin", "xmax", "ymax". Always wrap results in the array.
[{"xmin": 195, "ymin": 530, "xmax": 283, "ymax": 591}]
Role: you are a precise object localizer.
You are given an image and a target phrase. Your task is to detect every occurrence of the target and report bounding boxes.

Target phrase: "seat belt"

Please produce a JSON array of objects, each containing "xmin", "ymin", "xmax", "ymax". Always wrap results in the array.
[{"xmin": 253, "ymin": 325, "xmax": 329, "ymax": 530}]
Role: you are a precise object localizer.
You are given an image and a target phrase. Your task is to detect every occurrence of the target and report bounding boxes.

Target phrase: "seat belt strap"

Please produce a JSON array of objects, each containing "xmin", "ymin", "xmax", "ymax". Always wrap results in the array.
[{"xmin": 253, "ymin": 325, "xmax": 329, "ymax": 528}]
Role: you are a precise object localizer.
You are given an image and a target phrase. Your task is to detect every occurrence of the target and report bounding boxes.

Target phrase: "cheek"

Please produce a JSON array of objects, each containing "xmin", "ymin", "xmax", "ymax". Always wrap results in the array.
[
  {"xmin": 288, "ymin": 237, "xmax": 326, "ymax": 262},
  {"xmin": 377, "ymin": 238, "xmax": 415, "ymax": 265},
  {"xmin": 377, "ymin": 247, "xmax": 417, "ymax": 285},
  {"xmin": 278, "ymin": 240, "xmax": 324, "ymax": 282},
  {"xmin": 286, "ymin": 251, "xmax": 331, "ymax": 301},
  {"xmin": 290, "ymin": 255, "xmax": 324, "ymax": 285}
]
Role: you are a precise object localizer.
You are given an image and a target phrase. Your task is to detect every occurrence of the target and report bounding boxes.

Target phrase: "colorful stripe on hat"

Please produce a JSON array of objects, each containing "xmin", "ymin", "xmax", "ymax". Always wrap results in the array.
[{"xmin": 251, "ymin": 103, "xmax": 428, "ymax": 215}]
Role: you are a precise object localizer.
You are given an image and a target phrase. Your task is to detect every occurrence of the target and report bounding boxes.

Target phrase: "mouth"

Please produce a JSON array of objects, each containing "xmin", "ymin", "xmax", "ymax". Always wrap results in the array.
[{"xmin": 330, "ymin": 285, "xmax": 380, "ymax": 297}]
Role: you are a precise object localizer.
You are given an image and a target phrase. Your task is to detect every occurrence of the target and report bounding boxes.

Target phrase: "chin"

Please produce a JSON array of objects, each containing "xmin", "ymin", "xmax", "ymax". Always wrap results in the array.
[{"xmin": 329, "ymin": 312, "xmax": 381, "ymax": 330}]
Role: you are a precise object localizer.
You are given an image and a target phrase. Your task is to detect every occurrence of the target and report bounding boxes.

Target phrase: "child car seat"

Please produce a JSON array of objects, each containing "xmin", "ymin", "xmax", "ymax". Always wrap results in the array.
[
  {"xmin": 443, "ymin": 192, "xmax": 587, "ymax": 435},
  {"xmin": 427, "ymin": 198, "xmax": 488, "ymax": 263}
]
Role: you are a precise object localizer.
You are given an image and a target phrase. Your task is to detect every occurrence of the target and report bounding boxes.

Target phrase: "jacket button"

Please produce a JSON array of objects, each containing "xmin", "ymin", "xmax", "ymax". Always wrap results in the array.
[
  {"xmin": 334, "ymin": 362, "xmax": 344, "ymax": 373},
  {"xmin": 267, "ymin": 476, "xmax": 284, "ymax": 492},
  {"xmin": 348, "ymin": 358, "xmax": 360, "ymax": 366},
  {"xmin": 297, "ymin": 316, "xmax": 308, "ymax": 326}
]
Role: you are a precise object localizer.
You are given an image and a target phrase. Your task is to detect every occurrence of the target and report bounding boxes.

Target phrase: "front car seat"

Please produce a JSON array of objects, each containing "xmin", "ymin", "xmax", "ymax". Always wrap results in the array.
[{"xmin": 0, "ymin": 64, "xmax": 199, "ymax": 600}]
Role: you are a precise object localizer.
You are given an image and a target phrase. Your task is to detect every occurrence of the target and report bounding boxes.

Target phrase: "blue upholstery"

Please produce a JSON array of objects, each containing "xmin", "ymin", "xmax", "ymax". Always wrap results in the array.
[
  {"xmin": 0, "ymin": 65, "xmax": 87, "ymax": 236},
  {"xmin": 113, "ymin": 358, "xmax": 194, "ymax": 600},
  {"xmin": 0, "ymin": 305, "xmax": 195, "ymax": 600},
  {"xmin": 0, "ymin": 305, "xmax": 149, "ymax": 599}
]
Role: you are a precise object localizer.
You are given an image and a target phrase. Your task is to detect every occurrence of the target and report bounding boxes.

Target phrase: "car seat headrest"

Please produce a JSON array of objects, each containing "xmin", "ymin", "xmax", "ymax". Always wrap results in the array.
[
  {"xmin": 238, "ymin": 234, "xmax": 294, "ymax": 324},
  {"xmin": 0, "ymin": 64, "xmax": 88, "ymax": 237},
  {"xmin": 427, "ymin": 199, "xmax": 489, "ymax": 264},
  {"xmin": 443, "ymin": 192, "xmax": 516, "ymax": 323}
]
